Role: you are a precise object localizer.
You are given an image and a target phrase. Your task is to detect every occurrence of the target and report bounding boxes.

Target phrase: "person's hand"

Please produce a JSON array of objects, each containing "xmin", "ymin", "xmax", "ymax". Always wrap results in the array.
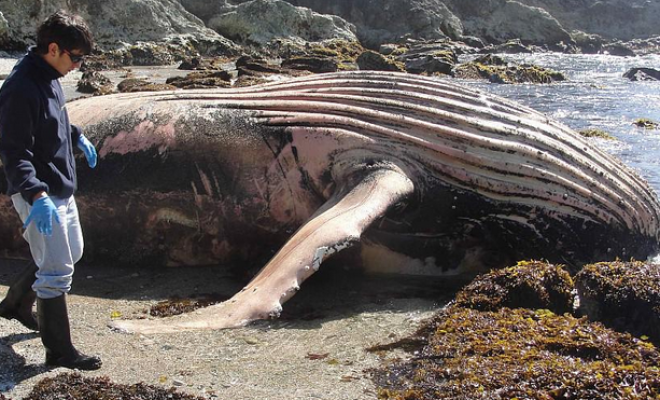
[
  {"xmin": 77, "ymin": 135, "xmax": 97, "ymax": 168},
  {"xmin": 24, "ymin": 196, "xmax": 61, "ymax": 236}
]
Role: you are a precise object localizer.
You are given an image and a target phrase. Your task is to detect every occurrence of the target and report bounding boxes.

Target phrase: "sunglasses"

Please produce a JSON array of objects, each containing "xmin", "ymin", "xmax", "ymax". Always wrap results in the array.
[{"xmin": 63, "ymin": 49, "xmax": 85, "ymax": 64}]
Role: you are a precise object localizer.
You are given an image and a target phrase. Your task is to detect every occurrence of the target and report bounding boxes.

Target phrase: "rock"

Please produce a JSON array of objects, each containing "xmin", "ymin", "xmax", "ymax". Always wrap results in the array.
[
  {"xmin": 0, "ymin": 12, "xmax": 8, "ymax": 48},
  {"xmin": 356, "ymin": 51, "xmax": 405, "ymax": 72},
  {"xmin": 166, "ymin": 71, "xmax": 233, "ymax": 89},
  {"xmin": 281, "ymin": 55, "xmax": 339, "ymax": 73},
  {"xmin": 454, "ymin": 54, "xmax": 566, "ymax": 84},
  {"xmin": 571, "ymin": 30, "xmax": 604, "ymax": 54},
  {"xmin": 443, "ymin": 0, "xmax": 572, "ymax": 46},
  {"xmin": 177, "ymin": 56, "xmax": 230, "ymax": 71},
  {"xmin": 602, "ymin": 41, "xmax": 636, "ymax": 57},
  {"xmin": 578, "ymin": 128, "xmax": 617, "ymax": 141},
  {"xmin": 391, "ymin": 40, "xmax": 459, "ymax": 75},
  {"xmin": 117, "ymin": 79, "xmax": 176, "ymax": 93},
  {"xmin": 633, "ymin": 118, "xmax": 660, "ymax": 129},
  {"xmin": 267, "ymin": 38, "xmax": 363, "ymax": 71},
  {"xmin": 403, "ymin": 53, "xmax": 454, "ymax": 75},
  {"xmin": 178, "ymin": 0, "xmax": 234, "ymax": 24},
  {"xmin": 575, "ymin": 261, "xmax": 660, "ymax": 344},
  {"xmin": 481, "ymin": 39, "xmax": 534, "ymax": 54},
  {"xmin": 235, "ymin": 55, "xmax": 282, "ymax": 74},
  {"xmin": 285, "ymin": 0, "xmax": 464, "ymax": 49},
  {"xmin": 207, "ymin": 0, "xmax": 357, "ymax": 46},
  {"xmin": 624, "ymin": 68, "xmax": 660, "ymax": 82},
  {"xmin": 515, "ymin": 0, "xmax": 660, "ymax": 42},
  {"xmin": 621, "ymin": 36, "xmax": 660, "ymax": 56},
  {"xmin": 0, "ymin": 0, "xmax": 238, "ymax": 56},
  {"xmin": 77, "ymin": 70, "xmax": 114, "ymax": 95}
]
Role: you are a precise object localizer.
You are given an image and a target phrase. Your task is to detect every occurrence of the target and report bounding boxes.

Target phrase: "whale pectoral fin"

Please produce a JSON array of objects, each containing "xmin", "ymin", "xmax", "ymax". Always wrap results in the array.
[{"xmin": 109, "ymin": 168, "xmax": 414, "ymax": 334}]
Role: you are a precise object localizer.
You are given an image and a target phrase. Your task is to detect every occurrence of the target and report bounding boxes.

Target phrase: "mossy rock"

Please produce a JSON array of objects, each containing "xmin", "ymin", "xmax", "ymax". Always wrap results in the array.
[
  {"xmin": 166, "ymin": 70, "xmax": 232, "ymax": 89},
  {"xmin": 281, "ymin": 55, "xmax": 340, "ymax": 73},
  {"xmin": 21, "ymin": 372, "xmax": 206, "ymax": 400},
  {"xmin": 454, "ymin": 59, "xmax": 566, "ymax": 84},
  {"xmin": 357, "ymin": 50, "xmax": 405, "ymax": 72},
  {"xmin": 575, "ymin": 261, "xmax": 660, "ymax": 344},
  {"xmin": 633, "ymin": 118, "xmax": 659, "ymax": 129},
  {"xmin": 309, "ymin": 39, "xmax": 364, "ymax": 61},
  {"xmin": 77, "ymin": 70, "xmax": 114, "ymax": 95},
  {"xmin": 454, "ymin": 260, "xmax": 574, "ymax": 314},
  {"xmin": 372, "ymin": 305, "xmax": 660, "ymax": 400},
  {"xmin": 578, "ymin": 128, "xmax": 617, "ymax": 140},
  {"xmin": 117, "ymin": 79, "xmax": 176, "ymax": 93},
  {"xmin": 177, "ymin": 56, "xmax": 232, "ymax": 71}
]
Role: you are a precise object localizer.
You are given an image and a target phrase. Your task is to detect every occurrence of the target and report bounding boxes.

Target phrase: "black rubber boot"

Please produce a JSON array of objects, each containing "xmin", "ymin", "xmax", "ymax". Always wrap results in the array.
[
  {"xmin": 37, "ymin": 295, "xmax": 102, "ymax": 370},
  {"xmin": 0, "ymin": 261, "xmax": 39, "ymax": 331}
]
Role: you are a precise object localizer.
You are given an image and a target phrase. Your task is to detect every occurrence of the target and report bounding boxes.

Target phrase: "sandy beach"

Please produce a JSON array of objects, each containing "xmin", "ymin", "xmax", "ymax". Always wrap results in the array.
[{"xmin": 0, "ymin": 256, "xmax": 453, "ymax": 400}]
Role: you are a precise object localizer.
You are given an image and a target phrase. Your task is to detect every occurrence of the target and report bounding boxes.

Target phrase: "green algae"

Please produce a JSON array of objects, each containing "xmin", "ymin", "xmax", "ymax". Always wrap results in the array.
[
  {"xmin": 578, "ymin": 128, "xmax": 617, "ymax": 140},
  {"xmin": 454, "ymin": 55, "xmax": 566, "ymax": 84},
  {"xmin": 633, "ymin": 118, "xmax": 659, "ymax": 129}
]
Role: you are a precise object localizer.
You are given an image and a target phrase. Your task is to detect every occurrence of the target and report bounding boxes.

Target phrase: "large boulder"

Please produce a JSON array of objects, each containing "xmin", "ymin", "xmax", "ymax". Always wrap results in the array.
[
  {"xmin": 0, "ymin": 0, "xmax": 237, "ymax": 55},
  {"xmin": 207, "ymin": 0, "xmax": 357, "ymax": 46},
  {"xmin": 282, "ymin": 0, "xmax": 464, "ymax": 49},
  {"xmin": 443, "ymin": 0, "xmax": 572, "ymax": 46},
  {"xmin": 515, "ymin": 0, "xmax": 660, "ymax": 42},
  {"xmin": 0, "ymin": 12, "xmax": 8, "ymax": 47}
]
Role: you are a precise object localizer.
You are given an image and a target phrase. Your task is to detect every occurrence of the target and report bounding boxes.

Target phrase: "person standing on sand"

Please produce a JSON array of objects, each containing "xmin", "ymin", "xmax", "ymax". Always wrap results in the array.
[{"xmin": 0, "ymin": 10, "xmax": 101, "ymax": 370}]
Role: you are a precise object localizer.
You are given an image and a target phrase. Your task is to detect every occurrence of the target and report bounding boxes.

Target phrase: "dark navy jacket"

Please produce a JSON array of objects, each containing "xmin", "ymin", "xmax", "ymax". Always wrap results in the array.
[{"xmin": 0, "ymin": 49, "xmax": 82, "ymax": 204}]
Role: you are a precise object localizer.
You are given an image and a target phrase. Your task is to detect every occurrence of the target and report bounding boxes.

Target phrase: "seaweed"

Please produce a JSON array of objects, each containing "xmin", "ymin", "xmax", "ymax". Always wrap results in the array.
[
  {"xmin": 576, "ymin": 261, "xmax": 660, "ymax": 344},
  {"xmin": 372, "ymin": 306, "xmax": 660, "ymax": 400},
  {"xmin": 21, "ymin": 373, "xmax": 207, "ymax": 400},
  {"xmin": 454, "ymin": 260, "xmax": 574, "ymax": 314}
]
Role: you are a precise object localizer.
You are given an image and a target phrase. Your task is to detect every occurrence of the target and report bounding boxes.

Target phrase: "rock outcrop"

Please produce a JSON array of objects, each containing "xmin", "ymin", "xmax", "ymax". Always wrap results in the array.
[
  {"xmin": 0, "ymin": 0, "xmax": 237, "ymax": 55},
  {"xmin": 1, "ymin": 0, "xmax": 659, "ymax": 59},
  {"xmin": 283, "ymin": 0, "xmax": 464, "ymax": 49},
  {"xmin": 207, "ymin": 0, "xmax": 357, "ymax": 46},
  {"xmin": 625, "ymin": 68, "xmax": 660, "ymax": 82},
  {"xmin": 443, "ymin": 0, "xmax": 572, "ymax": 47},
  {"xmin": 515, "ymin": 0, "xmax": 660, "ymax": 41}
]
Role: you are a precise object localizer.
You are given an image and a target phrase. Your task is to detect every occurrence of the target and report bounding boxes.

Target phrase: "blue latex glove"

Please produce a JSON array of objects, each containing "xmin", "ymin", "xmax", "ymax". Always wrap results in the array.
[
  {"xmin": 24, "ymin": 196, "xmax": 61, "ymax": 236},
  {"xmin": 77, "ymin": 135, "xmax": 97, "ymax": 168}
]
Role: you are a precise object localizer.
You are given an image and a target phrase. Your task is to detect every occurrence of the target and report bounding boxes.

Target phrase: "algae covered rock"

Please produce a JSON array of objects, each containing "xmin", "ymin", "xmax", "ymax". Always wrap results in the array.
[
  {"xmin": 166, "ymin": 70, "xmax": 233, "ymax": 89},
  {"xmin": 77, "ymin": 70, "xmax": 114, "ymax": 95},
  {"xmin": 455, "ymin": 260, "xmax": 574, "ymax": 314},
  {"xmin": 575, "ymin": 261, "xmax": 660, "ymax": 344},
  {"xmin": 372, "ymin": 305, "xmax": 660, "ymax": 400},
  {"xmin": 578, "ymin": 128, "xmax": 617, "ymax": 140},
  {"xmin": 356, "ymin": 51, "xmax": 405, "ymax": 72},
  {"xmin": 454, "ymin": 54, "xmax": 566, "ymax": 84}
]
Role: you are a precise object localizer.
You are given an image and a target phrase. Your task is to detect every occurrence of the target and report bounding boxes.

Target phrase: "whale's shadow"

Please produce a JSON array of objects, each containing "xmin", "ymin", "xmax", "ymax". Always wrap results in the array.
[{"xmin": 0, "ymin": 254, "xmax": 463, "ymax": 332}]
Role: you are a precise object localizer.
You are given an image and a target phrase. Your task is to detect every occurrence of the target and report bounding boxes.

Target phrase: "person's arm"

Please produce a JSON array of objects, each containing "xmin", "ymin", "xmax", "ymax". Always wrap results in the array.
[
  {"xmin": 73, "ymin": 124, "xmax": 97, "ymax": 168},
  {"xmin": 0, "ymin": 85, "xmax": 49, "ymax": 204}
]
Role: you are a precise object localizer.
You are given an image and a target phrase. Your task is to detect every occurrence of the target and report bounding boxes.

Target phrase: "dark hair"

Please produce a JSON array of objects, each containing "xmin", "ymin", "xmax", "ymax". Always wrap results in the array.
[{"xmin": 35, "ymin": 11, "xmax": 93, "ymax": 55}]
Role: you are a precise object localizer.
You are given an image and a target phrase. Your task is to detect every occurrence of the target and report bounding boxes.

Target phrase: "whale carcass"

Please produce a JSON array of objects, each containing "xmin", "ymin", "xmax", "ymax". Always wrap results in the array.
[{"xmin": 1, "ymin": 71, "xmax": 658, "ymax": 333}]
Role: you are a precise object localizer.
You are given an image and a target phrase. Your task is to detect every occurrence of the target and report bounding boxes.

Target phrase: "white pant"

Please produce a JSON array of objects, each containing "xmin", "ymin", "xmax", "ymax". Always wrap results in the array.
[{"xmin": 11, "ymin": 194, "xmax": 83, "ymax": 299}]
